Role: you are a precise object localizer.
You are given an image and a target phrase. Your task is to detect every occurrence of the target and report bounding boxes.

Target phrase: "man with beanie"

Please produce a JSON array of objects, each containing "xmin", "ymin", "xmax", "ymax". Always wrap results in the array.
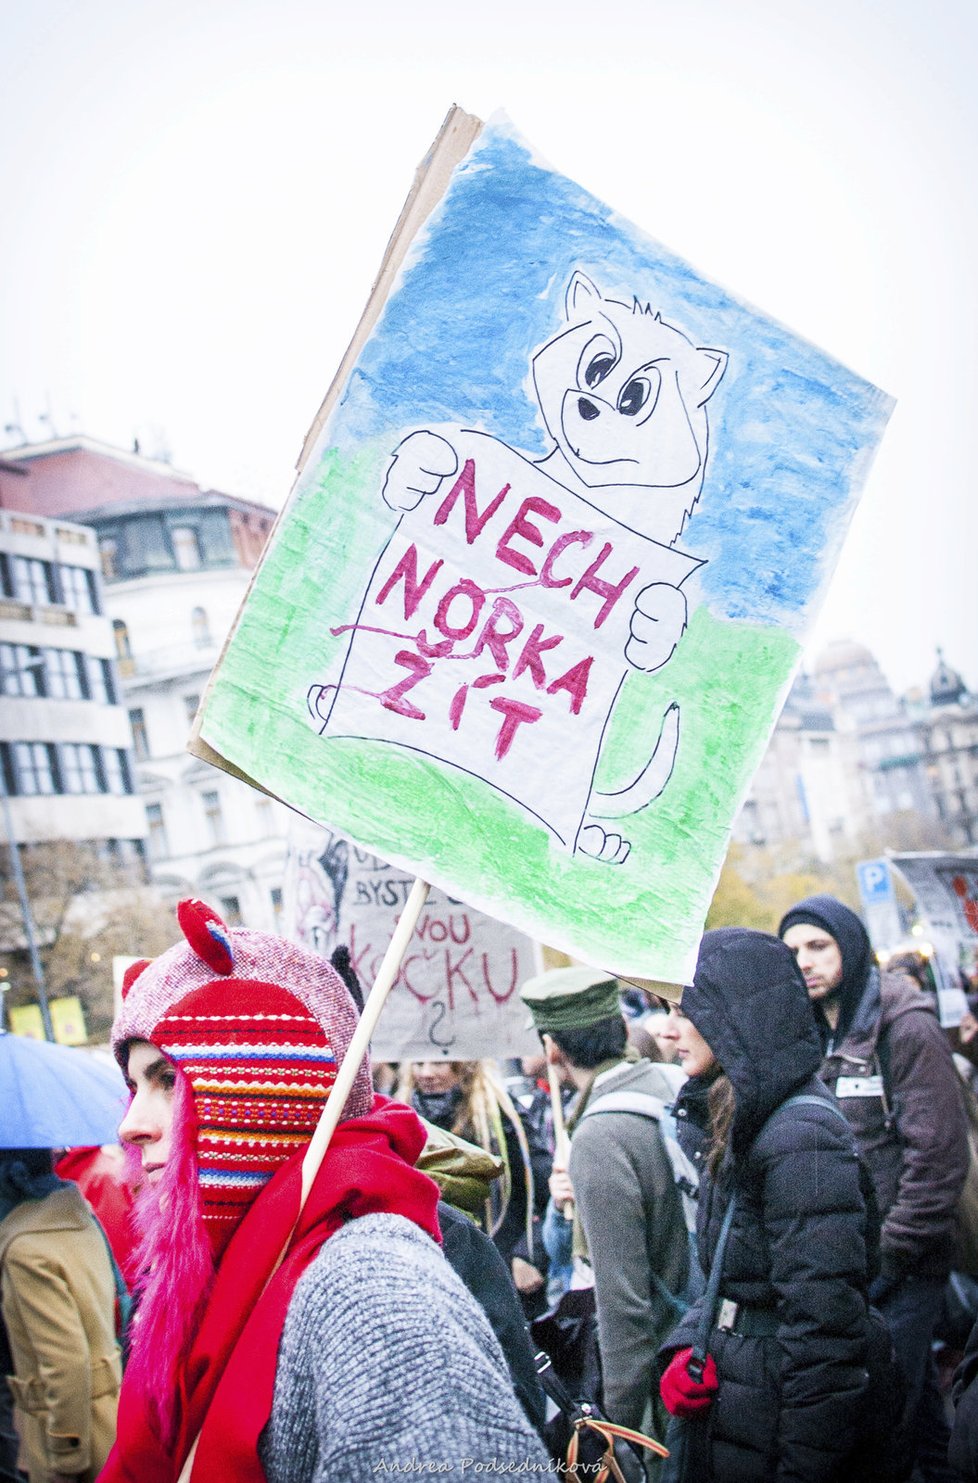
[
  {"xmin": 102, "ymin": 898, "xmax": 548, "ymax": 1483},
  {"xmin": 520, "ymin": 967, "xmax": 689, "ymax": 1476},
  {"xmin": 779, "ymin": 893, "xmax": 968, "ymax": 1483}
]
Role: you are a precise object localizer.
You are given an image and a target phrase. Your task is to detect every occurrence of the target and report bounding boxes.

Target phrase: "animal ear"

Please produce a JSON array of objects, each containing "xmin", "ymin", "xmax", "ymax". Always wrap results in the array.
[
  {"xmin": 565, "ymin": 271, "xmax": 602, "ymax": 321},
  {"xmin": 695, "ymin": 348, "xmax": 728, "ymax": 407},
  {"xmin": 121, "ymin": 959, "xmax": 150, "ymax": 1000}
]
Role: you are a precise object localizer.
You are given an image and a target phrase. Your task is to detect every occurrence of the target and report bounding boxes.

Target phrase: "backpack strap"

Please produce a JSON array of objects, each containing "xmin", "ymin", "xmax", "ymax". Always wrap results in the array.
[
  {"xmin": 579, "ymin": 1086, "xmax": 703, "ymax": 1318},
  {"xmin": 687, "ymin": 1194, "xmax": 737, "ymax": 1383},
  {"xmin": 775, "ymin": 1092, "xmax": 851, "ymax": 1127},
  {"xmin": 580, "ymin": 1091, "xmax": 700, "ymax": 1211}
]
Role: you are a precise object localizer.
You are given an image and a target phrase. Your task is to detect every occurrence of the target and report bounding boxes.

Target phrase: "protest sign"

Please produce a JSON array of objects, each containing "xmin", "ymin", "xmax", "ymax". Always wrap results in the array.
[
  {"xmin": 285, "ymin": 820, "xmax": 540, "ymax": 1060},
  {"xmin": 193, "ymin": 106, "xmax": 893, "ymax": 983},
  {"xmin": 891, "ymin": 852, "xmax": 978, "ymax": 1022}
]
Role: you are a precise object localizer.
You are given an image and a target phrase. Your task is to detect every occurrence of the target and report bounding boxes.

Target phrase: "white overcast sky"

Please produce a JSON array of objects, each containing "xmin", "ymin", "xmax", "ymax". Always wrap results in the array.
[{"xmin": 1, "ymin": 0, "xmax": 975, "ymax": 696}]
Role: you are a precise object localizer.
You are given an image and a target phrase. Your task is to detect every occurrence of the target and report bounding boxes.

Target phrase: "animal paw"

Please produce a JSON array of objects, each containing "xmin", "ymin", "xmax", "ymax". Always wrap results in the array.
[
  {"xmin": 578, "ymin": 825, "xmax": 631, "ymax": 865},
  {"xmin": 382, "ymin": 430, "xmax": 459, "ymax": 511},
  {"xmin": 625, "ymin": 583, "xmax": 688, "ymax": 673}
]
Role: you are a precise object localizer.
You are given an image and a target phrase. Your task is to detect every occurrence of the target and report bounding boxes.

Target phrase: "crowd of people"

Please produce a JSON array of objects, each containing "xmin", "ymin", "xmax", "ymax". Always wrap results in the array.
[{"xmin": 3, "ymin": 891, "xmax": 978, "ymax": 1481}]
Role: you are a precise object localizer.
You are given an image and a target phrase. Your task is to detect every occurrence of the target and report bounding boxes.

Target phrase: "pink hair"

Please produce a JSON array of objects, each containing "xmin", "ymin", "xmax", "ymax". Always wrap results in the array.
[{"xmin": 123, "ymin": 1062, "xmax": 215, "ymax": 1448}]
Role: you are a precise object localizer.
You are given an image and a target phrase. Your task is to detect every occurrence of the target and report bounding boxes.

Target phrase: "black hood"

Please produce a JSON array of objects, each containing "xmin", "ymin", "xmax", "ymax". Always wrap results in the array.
[
  {"xmin": 683, "ymin": 927, "xmax": 822, "ymax": 1157},
  {"xmin": 777, "ymin": 893, "xmax": 874, "ymax": 1043}
]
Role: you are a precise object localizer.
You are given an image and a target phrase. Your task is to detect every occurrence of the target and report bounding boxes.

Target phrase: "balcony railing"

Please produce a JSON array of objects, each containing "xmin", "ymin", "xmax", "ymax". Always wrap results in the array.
[{"xmin": 118, "ymin": 639, "xmax": 220, "ymax": 679}]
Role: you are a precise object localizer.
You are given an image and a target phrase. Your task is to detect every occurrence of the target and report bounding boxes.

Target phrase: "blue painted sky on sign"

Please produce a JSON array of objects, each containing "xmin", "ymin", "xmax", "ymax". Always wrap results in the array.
[{"xmin": 334, "ymin": 117, "xmax": 891, "ymax": 630}]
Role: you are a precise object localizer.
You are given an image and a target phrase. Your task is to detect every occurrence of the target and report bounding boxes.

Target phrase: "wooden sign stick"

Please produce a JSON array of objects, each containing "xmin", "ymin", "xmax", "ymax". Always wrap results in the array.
[
  {"xmin": 547, "ymin": 1062, "xmax": 574, "ymax": 1220},
  {"xmin": 300, "ymin": 875, "xmax": 431, "ymax": 1207}
]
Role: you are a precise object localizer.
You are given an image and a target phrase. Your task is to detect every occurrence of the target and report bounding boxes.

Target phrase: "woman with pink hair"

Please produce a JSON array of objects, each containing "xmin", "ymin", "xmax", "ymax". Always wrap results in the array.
[{"xmin": 102, "ymin": 898, "xmax": 547, "ymax": 1483}]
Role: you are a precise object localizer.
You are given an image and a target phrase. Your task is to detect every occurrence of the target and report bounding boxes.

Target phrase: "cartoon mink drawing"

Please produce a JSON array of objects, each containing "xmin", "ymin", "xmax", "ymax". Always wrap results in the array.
[{"xmin": 315, "ymin": 271, "xmax": 728, "ymax": 864}]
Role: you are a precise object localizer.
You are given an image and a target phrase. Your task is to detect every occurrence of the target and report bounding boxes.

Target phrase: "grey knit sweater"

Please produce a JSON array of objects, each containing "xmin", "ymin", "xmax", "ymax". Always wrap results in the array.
[{"xmin": 260, "ymin": 1212, "xmax": 550, "ymax": 1482}]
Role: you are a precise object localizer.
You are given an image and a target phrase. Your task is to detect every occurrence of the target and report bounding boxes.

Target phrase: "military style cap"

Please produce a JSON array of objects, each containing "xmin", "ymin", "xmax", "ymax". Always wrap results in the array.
[{"xmin": 519, "ymin": 966, "xmax": 622, "ymax": 1032}]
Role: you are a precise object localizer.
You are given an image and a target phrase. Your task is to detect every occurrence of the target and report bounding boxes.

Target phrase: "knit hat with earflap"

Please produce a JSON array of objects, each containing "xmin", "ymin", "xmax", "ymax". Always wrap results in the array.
[{"xmin": 113, "ymin": 898, "xmax": 373, "ymax": 1254}]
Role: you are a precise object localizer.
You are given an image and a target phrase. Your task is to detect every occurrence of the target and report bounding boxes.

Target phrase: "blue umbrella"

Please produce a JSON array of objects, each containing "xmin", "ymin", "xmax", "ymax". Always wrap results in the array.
[{"xmin": 0, "ymin": 1031, "xmax": 128, "ymax": 1149}]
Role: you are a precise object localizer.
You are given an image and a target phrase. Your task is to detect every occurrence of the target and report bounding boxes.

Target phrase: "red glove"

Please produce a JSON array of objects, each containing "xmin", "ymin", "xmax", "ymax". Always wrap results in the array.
[{"xmin": 660, "ymin": 1347, "xmax": 719, "ymax": 1417}]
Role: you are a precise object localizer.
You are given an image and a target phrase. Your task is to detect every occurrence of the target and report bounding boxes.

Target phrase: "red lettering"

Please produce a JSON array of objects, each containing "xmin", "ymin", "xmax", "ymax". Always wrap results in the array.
[
  {"xmin": 571, "ymin": 543, "xmax": 639, "ymax": 628},
  {"xmin": 433, "ymin": 579, "xmax": 485, "ymax": 640},
  {"xmin": 399, "ymin": 953, "xmax": 437, "ymax": 1003},
  {"xmin": 375, "ymin": 544, "xmax": 443, "ymax": 619},
  {"xmin": 449, "ymin": 684, "xmax": 468, "ymax": 731},
  {"xmin": 540, "ymin": 530, "xmax": 593, "ymax": 588},
  {"xmin": 449, "ymin": 914, "xmax": 471, "ymax": 946},
  {"xmin": 377, "ymin": 650, "xmax": 432, "ymax": 719},
  {"xmin": 547, "ymin": 656, "xmax": 593, "ymax": 715},
  {"xmin": 482, "ymin": 947, "xmax": 520, "ymax": 1005},
  {"xmin": 472, "ymin": 597, "xmax": 524, "ymax": 668},
  {"xmin": 952, "ymin": 875, "xmax": 978, "ymax": 934},
  {"xmin": 433, "ymin": 459, "xmax": 509, "ymax": 544},
  {"xmin": 512, "ymin": 623, "xmax": 563, "ymax": 689},
  {"xmin": 495, "ymin": 495, "xmax": 562, "ymax": 576},
  {"xmin": 489, "ymin": 696, "xmax": 543, "ymax": 759},
  {"xmin": 444, "ymin": 948, "xmax": 477, "ymax": 1008}
]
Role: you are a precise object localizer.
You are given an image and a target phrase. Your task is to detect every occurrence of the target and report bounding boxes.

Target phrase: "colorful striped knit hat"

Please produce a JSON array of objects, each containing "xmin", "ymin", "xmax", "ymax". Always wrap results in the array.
[{"xmin": 113, "ymin": 898, "xmax": 373, "ymax": 1254}]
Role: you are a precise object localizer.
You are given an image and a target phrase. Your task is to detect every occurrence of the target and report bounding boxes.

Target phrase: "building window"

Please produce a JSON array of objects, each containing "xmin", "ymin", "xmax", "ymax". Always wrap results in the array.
[
  {"xmin": 113, "ymin": 619, "xmax": 132, "ymax": 661},
  {"xmin": 9, "ymin": 742, "xmax": 59, "ymax": 795},
  {"xmin": 202, "ymin": 789, "xmax": 225, "ymax": 845},
  {"xmin": 191, "ymin": 607, "xmax": 211, "ymax": 648},
  {"xmin": 145, "ymin": 803, "xmax": 168, "ymax": 861},
  {"xmin": 270, "ymin": 886, "xmax": 284, "ymax": 928},
  {"xmin": 61, "ymin": 743, "xmax": 102, "ymax": 794},
  {"xmin": 198, "ymin": 510, "xmax": 234, "ymax": 564},
  {"xmin": 99, "ymin": 538, "xmax": 118, "ymax": 581},
  {"xmin": 219, "ymin": 894, "xmax": 242, "ymax": 925},
  {"xmin": 183, "ymin": 693, "xmax": 201, "ymax": 725},
  {"xmin": 171, "ymin": 527, "xmax": 202, "ymax": 571},
  {"xmin": 44, "ymin": 647, "xmax": 87, "ymax": 700},
  {"xmin": 102, "ymin": 749, "xmax": 131, "ymax": 795},
  {"xmin": 59, "ymin": 563, "xmax": 99, "ymax": 615},
  {"xmin": 0, "ymin": 643, "xmax": 43, "ymax": 696},
  {"xmin": 129, "ymin": 708, "xmax": 149, "ymax": 760},
  {"xmin": 87, "ymin": 656, "xmax": 116, "ymax": 705},
  {"xmin": 11, "ymin": 556, "xmax": 55, "ymax": 606}
]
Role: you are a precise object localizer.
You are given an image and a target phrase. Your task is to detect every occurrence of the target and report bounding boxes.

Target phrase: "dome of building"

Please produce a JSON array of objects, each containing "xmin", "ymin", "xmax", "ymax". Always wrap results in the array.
[
  {"xmin": 812, "ymin": 639, "xmax": 876, "ymax": 675},
  {"xmin": 929, "ymin": 648, "xmax": 966, "ymax": 706}
]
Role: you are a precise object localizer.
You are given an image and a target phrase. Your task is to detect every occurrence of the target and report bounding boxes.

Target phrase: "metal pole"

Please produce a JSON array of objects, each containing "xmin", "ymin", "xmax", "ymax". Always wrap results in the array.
[{"xmin": 0, "ymin": 766, "xmax": 54, "ymax": 1041}]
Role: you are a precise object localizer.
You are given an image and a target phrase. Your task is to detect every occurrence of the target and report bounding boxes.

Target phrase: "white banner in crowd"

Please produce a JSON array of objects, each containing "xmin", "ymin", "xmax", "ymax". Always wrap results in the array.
[
  {"xmin": 284, "ymin": 819, "xmax": 541, "ymax": 1062},
  {"xmin": 891, "ymin": 852, "xmax": 978, "ymax": 1024}
]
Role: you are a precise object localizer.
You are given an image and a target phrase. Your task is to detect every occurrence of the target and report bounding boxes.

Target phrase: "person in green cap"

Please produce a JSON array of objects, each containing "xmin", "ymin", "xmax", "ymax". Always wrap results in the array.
[{"xmin": 520, "ymin": 966, "xmax": 692, "ymax": 1476}]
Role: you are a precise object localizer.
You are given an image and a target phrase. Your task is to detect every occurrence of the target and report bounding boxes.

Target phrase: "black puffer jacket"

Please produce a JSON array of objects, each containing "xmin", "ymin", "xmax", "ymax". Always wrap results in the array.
[{"xmin": 659, "ymin": 928, "xmax": 873, "ymax": 1483}]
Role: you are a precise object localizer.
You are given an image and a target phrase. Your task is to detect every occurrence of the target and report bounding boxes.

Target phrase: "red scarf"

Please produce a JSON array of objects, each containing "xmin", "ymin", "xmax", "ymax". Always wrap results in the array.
[{"xmin": 101, "ymin": 1097, "xmax": 441, "ymax": 1483}]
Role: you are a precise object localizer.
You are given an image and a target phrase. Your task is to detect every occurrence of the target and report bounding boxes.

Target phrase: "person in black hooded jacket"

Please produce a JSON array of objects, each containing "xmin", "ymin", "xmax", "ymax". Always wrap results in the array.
[
  {"xmin": 779, "ymin": 894, "xmax": 967, "ymax": 1483},
  {"xmin": 656, "ymin": 928, "xmax": 884, "ymax": 1483}
]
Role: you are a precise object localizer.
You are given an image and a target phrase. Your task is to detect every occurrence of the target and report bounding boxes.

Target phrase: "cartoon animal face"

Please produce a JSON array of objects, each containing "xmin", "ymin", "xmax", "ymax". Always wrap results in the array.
[{"xmin": 531, "ymin": 272, "xmax": 728, "ymax": 542}]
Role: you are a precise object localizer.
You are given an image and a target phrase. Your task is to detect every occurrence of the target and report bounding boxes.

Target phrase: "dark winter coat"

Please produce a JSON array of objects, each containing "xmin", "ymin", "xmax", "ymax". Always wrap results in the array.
[
  {"xmin": 659, "ymin": 928, "xmax": 873, "ymax": 1483},
  {"xmin": 438, "ymin": 1201, "xmax": 547, "ymax": 1435},
  {"xmin": 951, "ymin": 1310, "xmax": 978, "ymax": 1478},
  {"xmin": 779, "ymin": 894, "xmax": 969, "ymax": 1281}
]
